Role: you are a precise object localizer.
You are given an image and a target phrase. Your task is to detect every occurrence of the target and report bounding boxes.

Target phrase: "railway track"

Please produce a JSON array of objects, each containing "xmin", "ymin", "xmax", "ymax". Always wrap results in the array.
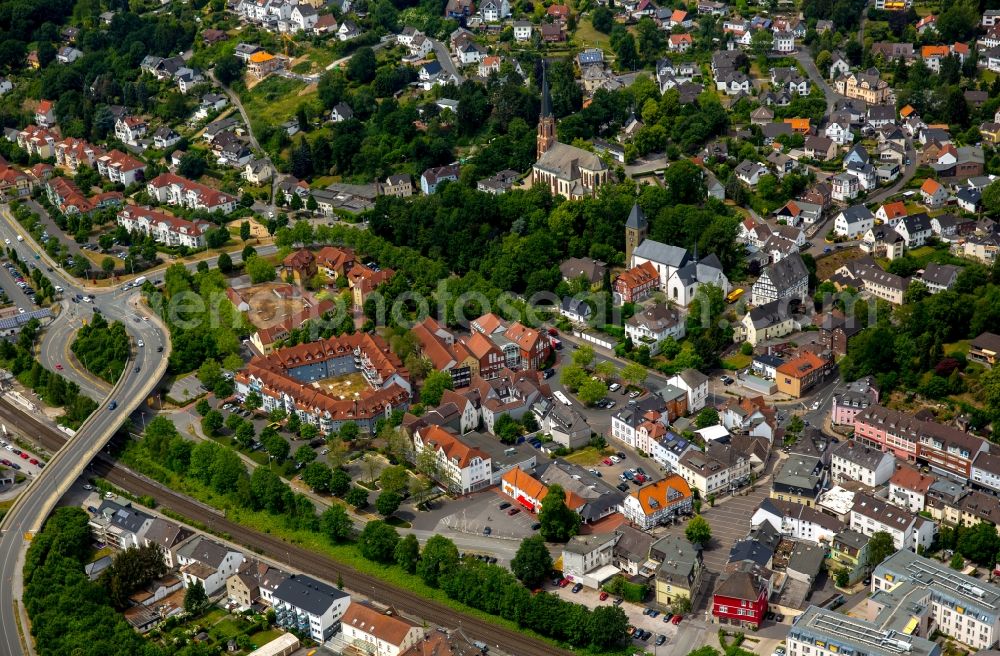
[{"xmin": 0, "ymin": 401, "xmax": 570, "ymax": 656}]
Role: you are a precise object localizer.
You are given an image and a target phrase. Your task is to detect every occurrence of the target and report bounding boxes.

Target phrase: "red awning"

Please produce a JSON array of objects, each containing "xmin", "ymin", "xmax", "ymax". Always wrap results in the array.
[{"xmin": 516, "ymin": 495, "xmax": 535, "ymax": 511}]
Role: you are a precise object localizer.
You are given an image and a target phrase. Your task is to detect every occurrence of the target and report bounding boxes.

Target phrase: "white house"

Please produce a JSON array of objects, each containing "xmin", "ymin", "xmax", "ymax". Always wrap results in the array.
[
  {"xmin": 115, "ymin": 116, "xmax": 147, "ymax": 146},
  {"xmin": 824, "ymin": 120, "xmax": 853, "ymax": 145},
  {"xmin": 751, "ymin": 498, "xmax": 843, "ymax": 545},
  {"xmin": 833, "ymin": 205, "xmax": 874, "ymax": 239},
  {"xmin": 735, "ymin": 160, "xmax": 768, "ymax": 186},
  {"xmin": 621, "ymin": 475, "xmax": 693, "ymax": 530},
  {"xmin": 897, "ymin": 213, "xmax": 933, "ymax": 248},
  {"xmin": 831, "ymin": 172, "xmax": 859, "ymax": 202},
  {"xmin": 920, "ymin": 178, "xmax": 949, "ymax": 207},
  {"xmin": 479, "ymin": 0, "xmax": 510, "ymax": 21},
  {"xmin": 272, "ymin": 575, "xmax": 351, "ymax": 642},
  {"xmin": 625, "ymin": 303, "xmax": 685, "ymax": 355},
  {"xmin": 830, "ymin": 440, "xmax": 896, "ymax": 487},
  {"xmin": 850, "ymin": 493, "xmax": 935, "ymax": 552},
  {"xmin": 513, "ymin": 20, "xmax": 533, "ymax": 41},
  {"xmin": 773, "ymin": 30, "xmax": 795, "ymax": 53},
  {"xmin": 340, "ymin": 602, "xmax": 424, "ymax": 656},
  {"xmin": 667, "ymin": 368, "xmax": 709, "ymax": 413},
  {"xmin": 887, "ymin": 465, "xmax": 935, "ymax": 513},
  {"xmin": 176, "ymin": 536, "xmax": 245, "ymax": 596},
  {"xmin": 412, "ymin": 425, "xmax": 492, "ymax": 494}
]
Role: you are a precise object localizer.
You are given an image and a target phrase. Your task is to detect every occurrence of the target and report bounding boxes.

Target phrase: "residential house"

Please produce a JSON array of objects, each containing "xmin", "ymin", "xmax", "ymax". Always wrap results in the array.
[
  {"xmin": 751, "ymin": 252, "xmax": 809, "ymax": 306},
  {"xmin": 340, "ymin": 602, "xmax": 425, "ymax": 656},
  {"xmin": 830, "ymin": 376, "xmax": 879, "ymax": 425},
  {"xmin": 834, "ymin": 205, "xmax": 875, "ymax": 239},
  {"xmin": 887, "ymin": 464, "xmax": 935, "ymax": 513},
  {"xmin": 272, "ymin": 575, "xmax": 351, "ymax": 642},
  {"xmin": 751, "ymin": 498, "xmax": 843, "ymax": 546},
  {"xmin": 614, "ymin": 261, "xmax": 659, "ymax": 304},
  {"xmin": 626, "ymin": 304, "xmax": 685, "ymax": 355},
  {"xmin": 871, "ymin": 549, "xmax": 1000, "ymax": 651},
  {"xmin": 771, "ymin": 454, "xmax": 826, "ymax": 507},
  {"xmin": 969, "ymin": 331, "xmax": 1000, "ymax": 367},
  {"xmin": 712, "ymin": 561, "xmax": 771, "ymax": 630},
  {"xmin": 654, "ymin": 535, "xmax": 703, "ymax": 609},
  {"xmin": 831, "ymin": 172, "xmax": 859, "ymax": 201},
  {"xmin": 740, "ymin": 300, "xmax": 797, "ymax": 347},
  {"xmin": 971, "ymin": 449, "xmax": 1000, "ymax": 494},
  {"xmin": 775, "ymin": 351, "xmax": 830, "ymax": 398},
  {"xmin": 412, "ymin": 425, "xmax": 492, "ymax": 494},
  {"xmin": 140, "ymin": 518, "xmax": 193, "ymax": 569},
  {"xmin": 226, "ymin": 560, "xmax": 289, "ymax": 609},
  {"xmin": 666, "ymin": 368, "xmax": 710, "ymax": 414},
  {"xmin": 561, "ymin": 533, "xmax": 619, "ymax": 589},
  {"xmin": 146, "ymin": 173, "xmax": 237, "ymax": 213},
  {"xmin": 420, "ymin": 164, "xmax": 460, "ymax": 194},
  {"xmin": 559, "ymin": 257, "xmax": 606, "ymax": 290},
  {"xmin": 243, "ymin": 159, "xmax": 275, "ymax": 185},
  {"xmin": 675, "ymin": 440, "xmax": 751, "ymax": 497},
  {"xmin": 919, "ymin": 262, "xmax": 961, "ymax": 293},
  {"xmin": 850, "ymin": 492, "xmax": 935, "ymax": 551},
  {"xmin": 379, "ymin": 174, "xmax": 412, "ymax": 198},
  {"xmin": 830, "ymin": 440, "xmax": 896, "ymax": 486},
  {"xmin": 897, "ymin": 212, "xmax": 933, "ymax": 247},
  {"xmin": 622, "ymin": 475, "xmax": 693, "ymax": 529},
  {"xmin": 803, "ymin": 136, "xmax": 837, "ymax": 161},
  {"xmin": 176, "ymin": 536, "xmax": 245, "ymax": 595}
]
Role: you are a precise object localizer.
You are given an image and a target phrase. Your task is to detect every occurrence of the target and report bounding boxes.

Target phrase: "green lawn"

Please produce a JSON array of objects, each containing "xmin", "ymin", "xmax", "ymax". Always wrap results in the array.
[
  {"xmin": 241, "ymin": 77, "xmax": 314, "ymax": 131},
  {"xmin": 721, "ymin": 353, "xmax": 752, "ymax": 371},
  {"xmin": 572, "ymin": 18, "xmax": 610, "ymax": 49},
  {"xmin": 248, "ymin": 629, "xmax": 284, "ymax": 649},
  {"xmin": 564, "ymin": 446, "xmax": 609, "ymax": 466}
]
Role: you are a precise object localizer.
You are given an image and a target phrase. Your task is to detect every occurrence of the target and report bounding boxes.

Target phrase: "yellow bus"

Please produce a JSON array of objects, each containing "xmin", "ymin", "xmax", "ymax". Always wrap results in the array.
[{"xmin": 726, "ymin": 288, "xmax": 744, "ymax": 303}]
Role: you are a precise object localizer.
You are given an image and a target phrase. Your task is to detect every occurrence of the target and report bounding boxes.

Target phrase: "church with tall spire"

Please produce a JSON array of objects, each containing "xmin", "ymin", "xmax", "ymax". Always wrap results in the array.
[{"xmin": 531, "ymin": 63, "xmax": 609, "ymax": 200}]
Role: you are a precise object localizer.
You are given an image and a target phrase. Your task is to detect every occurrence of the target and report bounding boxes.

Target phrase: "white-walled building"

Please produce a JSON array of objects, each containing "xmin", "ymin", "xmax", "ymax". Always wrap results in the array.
[
  {"xmin": 829, "ymin": 440, "xmax": 896, "ymax": 487},
  {"xmin": 272, "ymin": 575, "xmax": 351, "ymax": 642},
  {"xmin": 412, "ymin": 425, "xmax": 492, "ymax": 495},
  {"xmin": 176, "ymin": 536, "xmax": 245, "ymax": 596}
]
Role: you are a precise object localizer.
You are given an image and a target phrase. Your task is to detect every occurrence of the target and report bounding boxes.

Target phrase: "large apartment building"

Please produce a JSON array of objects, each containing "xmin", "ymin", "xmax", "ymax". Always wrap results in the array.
[
  {"xmin": 117, "ymin": 206, "xmax": 213, "ymax": 248},
  {"xmin": 146, "ymin": 172, "xmax": 237, "ymax": 213},
  {"xmin": 872, "ymin": 550, "xmax": 1000, "ymax": 651}
]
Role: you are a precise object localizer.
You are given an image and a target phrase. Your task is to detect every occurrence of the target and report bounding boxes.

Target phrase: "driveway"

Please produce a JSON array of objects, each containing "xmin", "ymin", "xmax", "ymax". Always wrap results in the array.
[{"xmin": 792, "ymin": 51, "xmax": 837, "ymax": 117}]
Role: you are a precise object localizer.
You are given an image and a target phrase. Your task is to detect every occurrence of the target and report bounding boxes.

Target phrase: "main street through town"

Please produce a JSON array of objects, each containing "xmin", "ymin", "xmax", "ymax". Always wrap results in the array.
[{"xmin": 0, "ymin": 204, "xmax": 171, "ymax": 656}]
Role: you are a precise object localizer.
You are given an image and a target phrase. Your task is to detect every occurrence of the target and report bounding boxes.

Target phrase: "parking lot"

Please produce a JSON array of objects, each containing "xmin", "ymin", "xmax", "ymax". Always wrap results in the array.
[
  {"xmin": 0, "ymin": 437, "xmax": 48, "ymax": 478},
  {"xmin": 0, "ymin": 257, "xmax": 42, "ymax": 312},
  {"xmin": 441, "ymin": 489, "xmax": 541, "ymax": 540}
]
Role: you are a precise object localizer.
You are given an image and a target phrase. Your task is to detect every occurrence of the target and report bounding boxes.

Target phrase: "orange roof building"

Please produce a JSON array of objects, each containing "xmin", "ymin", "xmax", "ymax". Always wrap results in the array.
[
  {"xmin": 501, "ymin": 466, "xmax": 587, "ymax": 514},
  {"xmin": 341, "ymin": 602, "xmax": 424, "ymax": 654},
  {"xmin": 784, "ymin": 118, "xmax": 811, "ymax": 134},
  {"xmin": 413, "ymin": 425, "xmax": 491, "ymax": 494},
  {"xmin": 775, "ymin": 351, "xmax": 830, "ymax": 398},
  {"xmin": 877, "ymin": 201, "xmax": 907, "ymax": 224},
  {"xmin": 235, "ymin": 332, "xmax": 411, "ymax": 433},
  {"xmin": 622, "ymin": 474, "xmax": 693, "ymax": 529},
  {"xmin": 613, "ymin": 261, "xmax": 659, "ymax": 303}
]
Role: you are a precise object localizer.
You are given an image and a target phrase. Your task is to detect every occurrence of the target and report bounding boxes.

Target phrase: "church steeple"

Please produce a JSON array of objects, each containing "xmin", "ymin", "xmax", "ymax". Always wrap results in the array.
[
  {"xmin": 624, "ymin": 202, "xmax": 648, "ymax": 266},
  {"xmin": 537, "ymin": 61, "xmax": 556, "ymax": 159}
]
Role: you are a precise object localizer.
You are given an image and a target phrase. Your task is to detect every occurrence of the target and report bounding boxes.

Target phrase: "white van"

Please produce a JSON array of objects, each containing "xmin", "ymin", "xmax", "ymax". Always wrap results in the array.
[{"xmin": 554, "ymin": 391, "xmax": 572, "ymax": 406}]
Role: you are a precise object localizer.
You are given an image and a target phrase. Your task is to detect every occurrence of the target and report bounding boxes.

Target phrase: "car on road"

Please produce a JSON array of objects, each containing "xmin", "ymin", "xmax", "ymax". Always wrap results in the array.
[
  {"xmin": 613, "ymin": 597, "xmax": 623, "ymax": 606},
  {"xmin": 55, "ymin": 363, "xmax": 62, "ymax": 370},
  {"xmin": 605, "ymin": 400, "xmax": 615, "ymax": 409},
  {"xmin": 156, "ymin": 346, "xmax": 163, "ymax": 352},
  {"xmin": 571, "ymin": 583, "xmax": 583, "ymax": 593},
  {"xmin": 83, "ymin": 484, "xmax": 93, "ymax": 490},
  {"xmin": 86, "ymin": 506, "xmax": 97, "ymax": 514},
  {"xmin": 29, "ymin": 458, "xmax": 38, "ymax": 465},
  {"xmin": 587, "ymin": 468, "xmax": 602, "ymax": 478},
  {"xmin": 542, "ymin": 368, "xmax": 555, "ymax": 379},
  {"xmin": 628, "ymin": 390, "xmax": 641, "ymax": 398},
  {"xmin": 721, "ymin": 375, "xmax": 735, "ymax": 385},
  {"xmin": 599, "ymin": 591, "xmax": 609, "ymax": 601},
  {"xmin": 662, "ymin": 614, "xmax": 673, "ymax": 623},
  {"xmin": 3, "ymin": 239, "xmax": 8, "ymax": 245},
  {"xmin": 0, "ymin": 459, "xmax": 10, "ymax": 466},
  {"xmin": 134, "ymin": 366, "xmax": 140, "ymax": 373},
  {"xmin": 610, "ymin": 455, "xmax": 621, "ymax": 463},
  {"xmin": 108, "ymin": 400, "xmax": 118, "ymax": 410},
  {"xmin": 811, "ymin": 401, "xmax": 820, "ymax": 410},
  {"xmin": 137, "ymin": 339, "xmax": 144, "ymax": 347},
  {"xmin": 19, "ymin": 452, "xmax": 28, "ymax": 459}
]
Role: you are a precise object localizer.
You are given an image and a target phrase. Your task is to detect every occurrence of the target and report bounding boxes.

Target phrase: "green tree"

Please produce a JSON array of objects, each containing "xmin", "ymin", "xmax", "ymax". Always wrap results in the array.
[
  {"xmin": 358, "ymin": 520, "xmax": 400, "ymax": 563},
  {"xmin": 511, "ymin": 535, "xmax": 553, "ymax": 588},
  {"xmin": 201, "ymin": 409, "xmax": 224, "ymax": 436},
  {"xmin": 320, "ymin": 505, "xmax": 353, "ymax": 542},
  {"xmin": 101, "ymin": 257, "xmax": 115, "ymax": 274},
  {"xmin": 539, "ymin": 484, "xmax": 581, "ymax": 543},
  {"xmin": 695, "ymin": 407, "xmax": 719, "ymax": 428},
  {"xmin": 957, "ymin": 521, "xmax": 1000, "ymax": 566},
  {"xmin": 591, "ymin": 6, "xmax": 614, "ymax": 33},
  {"xmin": 375, "ymin": 491, "xmax": 402, "ymax": 517},
  {"xmin": 263, "ymin": 432, "xmax": 290, "ymax": 462},
  {"xmin": 588, "ymin": 606, "xmax": 629, "ymax": 649},
  {"xmin": 346, "ymin": 486, "xmax": 369, "ymax": 508},
  {"xmin": 347, "ymin": 47, "xmax": 377, "ymax": 83},
  {"xmin": 183, "ymin": 580, "xmax": 209, "ymax": 615},
  {"xmin": 685, "ymin": 514, "xmax": 711, "ymax": 546},
  {"xmin": 294, "ymin": 444, "xmax": 316, "ymax": 465},
  {"xmin": 560, "ymin": 364, "xmax": 588, "ymax": 392},
  {"xmin": 621, "ymin": 362, "xmax": 647, "ymax": 387},
  {"xmin": 578, "ymin": 378, "xmax": 608, "ymax": 406},
  {"xmin": 750, "ymin": 29, "xmax": 774, "ymax": 58},
  {"xmin": 218, "ymin": 252, "xmax": 233, "ymax": 273},
  {"xmin": 330, "ymin": 469, "xmax": 352, "ymax": 496},
  {"xmin": 379, "ymin": 465, "xmax": 408, "ymax": 495},
  {"xmin": 417, "ymin": 535, "xmax": 460, "ymax": 587},
  {"xmin": 394, "ymin": 534, "xmax": 421, "ymax": 573},
  {"xmin": 420, "ymin": 370, "xmax": 454, "ymax": 406},
  {"xmin": 195, "ymin": 398, "xmax": 211, "ymax": 416},
  {"xmin": 950, "ymin": 552, "xmax": 965, "ymax": 570},
  {"xmin": 245, "ymin": 255, "xmax": 276, "ymax": 283},
  {"xmin": 868, "ymin": 531, "xmax": 896, "ymax": 568},
  {"xmin": 572, "ymin": 344, "xmax": 596, "ymax": 369},
  {"xmin": 302, "ymin": 461, "xmax": 333, "ymax": 492},
  {"xmin": 215, "ymin": 54, "xmax": 242, "ymax": 86},
  {"xmin": 835, "ymin": 567, "xmax": 850, "ymax": 587},
  {"xmin": 240, "ymin": 221, "xmax": 251, "ymax": 242}
]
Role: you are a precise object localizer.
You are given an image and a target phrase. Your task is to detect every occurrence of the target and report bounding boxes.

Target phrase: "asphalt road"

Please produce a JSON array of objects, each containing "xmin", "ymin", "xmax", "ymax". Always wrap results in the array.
[
  {"xmin": 0, "ymin": 205, "xmax": 171, "ymax": 656},
  {"xmin": 0, "ymin": 399, "xmax": 571, "ymax": 656}
]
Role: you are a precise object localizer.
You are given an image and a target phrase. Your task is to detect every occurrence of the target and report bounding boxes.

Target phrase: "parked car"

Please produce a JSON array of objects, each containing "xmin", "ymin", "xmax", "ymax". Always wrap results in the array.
[
  {"xmin": 656, "ymin": 635, "xmax": 667, "ymax": 646},
  {"xmin": 602, "ymin": 458, "xmax": 613, "ymax": 466},
  {"xmin": 571, "ymin": 583, "xmax": 583, "ymax": 593},
  {"xmin": 672, "ymin": 615, "xmax": 683, "ymax": 624},
  {"xmin": 608, "ymin": 383, "xmax": 621, "ymax": 392},
  {"xmin": 483, "ymin": 526, "xmax": 491, "ymax": 536},
  {"xmin": 559, "ymin": 578, "xmax": 571, "ymax": 588},
  {"xmin": 507, "ymin": 507, "xmax": 520, "ymax": 516},
  {"xmin": 530, "ymin": 522, "xmax": 541, "ymax": 530},
  {"xmin": 599, "ymin": 591, "xmax": 609, "ymax": 601},
  {"xmin": 499, "ymin": 502, "xmax": 511, "ymax": 510}
]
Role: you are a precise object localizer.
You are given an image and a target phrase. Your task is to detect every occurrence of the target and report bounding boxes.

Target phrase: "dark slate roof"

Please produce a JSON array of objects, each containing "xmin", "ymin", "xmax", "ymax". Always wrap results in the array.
[
  {"xmin": 763, "ymin": 252, "xmax": 808, "ymax": 292},
  {"xmin": 626, "ymin": 202, "xmax": 648, "ymax": 230},
  {"xmin": 272, "ymin": 574, "xmax": 349, "ymax": 615}
]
